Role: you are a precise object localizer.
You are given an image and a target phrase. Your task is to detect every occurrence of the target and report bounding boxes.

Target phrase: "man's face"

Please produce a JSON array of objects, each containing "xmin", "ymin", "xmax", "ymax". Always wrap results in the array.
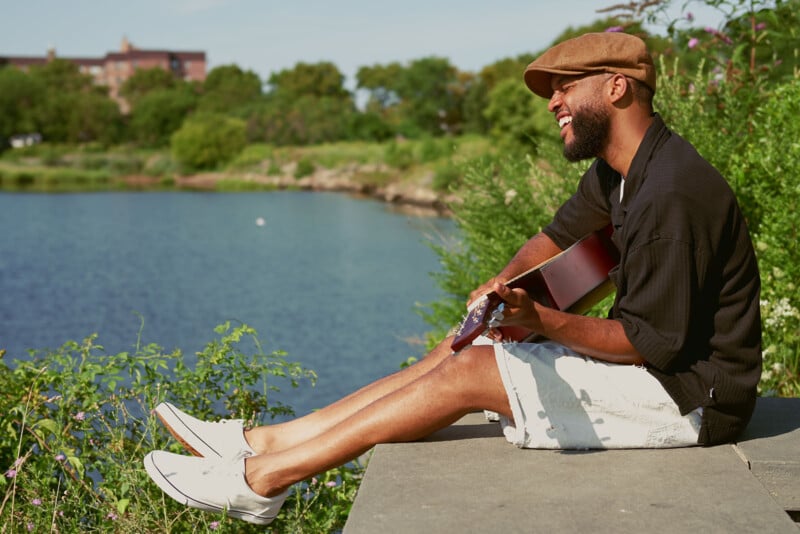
[{"xmin": 548, "ymin": 74, "xmax": 612, "ymax": 162}]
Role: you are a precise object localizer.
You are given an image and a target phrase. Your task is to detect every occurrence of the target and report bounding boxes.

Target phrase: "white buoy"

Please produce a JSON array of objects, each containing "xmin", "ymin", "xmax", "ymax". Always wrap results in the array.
[{"xmin": 255, "ymin": 217, "xmax": 266, "ymax": 226}]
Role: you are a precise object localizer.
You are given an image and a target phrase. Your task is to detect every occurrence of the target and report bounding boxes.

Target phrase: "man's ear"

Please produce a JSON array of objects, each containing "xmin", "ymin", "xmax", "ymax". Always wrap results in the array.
[{"xmin": 607, "ymin": 73, "xmax": 630, "ymax": 104}]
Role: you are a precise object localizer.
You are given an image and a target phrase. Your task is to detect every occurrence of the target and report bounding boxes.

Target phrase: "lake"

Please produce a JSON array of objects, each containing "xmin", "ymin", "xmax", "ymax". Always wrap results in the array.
[{"xmin": 0, "ymin": 191, "xmax": 457, "ymax": 418}]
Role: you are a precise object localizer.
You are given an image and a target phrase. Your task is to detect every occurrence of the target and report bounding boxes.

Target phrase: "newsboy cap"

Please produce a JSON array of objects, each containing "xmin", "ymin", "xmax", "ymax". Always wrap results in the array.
[{"xmin": 524, "ymin": 32, "xmax": 656, "ymax": 98}]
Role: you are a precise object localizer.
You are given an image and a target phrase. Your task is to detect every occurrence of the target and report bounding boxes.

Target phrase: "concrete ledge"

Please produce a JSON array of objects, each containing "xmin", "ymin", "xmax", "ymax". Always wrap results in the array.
[
  {"xmin": 344, "ymin": 398, "xmax": 800, "ymax": 533},
  {"xmin": 734, "ymin": 397, "xmax": 800, "ymax": 513}
]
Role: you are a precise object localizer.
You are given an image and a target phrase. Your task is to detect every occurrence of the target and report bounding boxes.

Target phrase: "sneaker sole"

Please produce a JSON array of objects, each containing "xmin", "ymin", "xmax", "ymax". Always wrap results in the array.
[
  {"xmin": 143, "ymin": 453, "xmax": 277, "ymax": 525},
  {"xmin": 154, "ymin": 404, "xmax": 217, "ymax": 458}
]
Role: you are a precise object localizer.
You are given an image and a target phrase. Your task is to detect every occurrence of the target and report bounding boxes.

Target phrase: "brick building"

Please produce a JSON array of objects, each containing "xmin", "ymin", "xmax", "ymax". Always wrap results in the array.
[{"xmin": 0, "ymin": 37, "xmax": 206, "ymax": 111}]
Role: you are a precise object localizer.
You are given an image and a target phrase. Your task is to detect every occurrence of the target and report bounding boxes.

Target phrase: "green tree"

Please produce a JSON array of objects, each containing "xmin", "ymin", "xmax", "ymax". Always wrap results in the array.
[
  {"xmin": 26, "ymin": 60, "xmax": 121, "ymax": 144},
  {"xmin": 483, "ymin": 78, "xmax": 553, "ymax": 155},
  {"xmin": 199, "ymin": 64, "xmax": 262, "ymax": 114},
  {"xmin": 268, "ymin": 61, "xmax": 351, "ymax": 100},
  {"xmin": 251, "ymin": 62, "xmax": 356, "ymax": 145},
  {"xmin": 119, "ymin": 67, "xmax": 177, "ymax": 107},
  {"xmin": 0, "ymin": 68, "xmax": 44, "ymax": 145},
  {"xmin": 461, "ymin": 54, "xmax": 536, "ymax": 135},
  {"xmin": 129, "ymin": 87, "xmax": 197, "ymax": 147},
  {"xmin": 356, "ymin": 62, "xmax": 403, "ymax": 112},
  {"xmin": 393, "ymin": 56, "xmax": 462, "ymax": 136},
  {"xmin": 171, "ymin": 113, "xmax": 247, "ymax": 170}
]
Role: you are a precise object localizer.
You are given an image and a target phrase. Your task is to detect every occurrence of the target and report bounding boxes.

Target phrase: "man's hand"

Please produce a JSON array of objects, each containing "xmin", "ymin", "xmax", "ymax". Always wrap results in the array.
[
  {"xmin": 483, "ymin": 282, "xmax": 540, "ymax": 342},
  {"xmin": 467, "ymin": 277, "xmax": 507, "ymax": 308},
  {"xmin": 492, "ymin": 283, "xmax": 537, "ymax": 326}
]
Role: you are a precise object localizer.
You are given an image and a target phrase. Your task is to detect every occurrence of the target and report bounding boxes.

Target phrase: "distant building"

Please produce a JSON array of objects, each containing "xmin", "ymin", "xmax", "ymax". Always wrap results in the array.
[{"xmin": 0, "ymin": 37, "xmax": 206, "ymax": 112}]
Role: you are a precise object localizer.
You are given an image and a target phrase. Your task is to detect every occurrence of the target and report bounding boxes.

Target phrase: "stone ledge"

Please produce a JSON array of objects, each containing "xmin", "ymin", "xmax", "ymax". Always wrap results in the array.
[{"xmin": 344, "ymin": 398, "xmax": 800, "ymax": 534}]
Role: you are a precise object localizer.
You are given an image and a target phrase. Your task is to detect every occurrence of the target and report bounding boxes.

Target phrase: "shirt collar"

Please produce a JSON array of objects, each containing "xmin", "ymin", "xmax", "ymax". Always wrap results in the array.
[{"xmin": 618, "ymin": 113, "xmax": 670, "ymax": 207}]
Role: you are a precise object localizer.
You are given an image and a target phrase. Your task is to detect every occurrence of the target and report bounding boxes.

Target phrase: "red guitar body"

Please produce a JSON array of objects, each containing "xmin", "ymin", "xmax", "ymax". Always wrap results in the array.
[{"xmin": 450, "ymin": 225, "xmax": 620, "ymax": 352}]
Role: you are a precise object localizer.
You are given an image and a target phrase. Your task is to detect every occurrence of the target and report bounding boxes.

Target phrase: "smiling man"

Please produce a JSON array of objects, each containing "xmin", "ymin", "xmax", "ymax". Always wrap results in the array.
[{"xmin": 143, "ymin": 32, "xmax": 762, "ymax": 526}]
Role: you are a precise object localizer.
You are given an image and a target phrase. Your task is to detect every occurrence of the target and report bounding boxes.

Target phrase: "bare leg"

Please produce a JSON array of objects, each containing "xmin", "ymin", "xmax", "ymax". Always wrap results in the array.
[
  {"xmin": 245, "ymin": 336, "xmax": 455, "ymax": 453},
  {"xmin": 244, "ymin": 344, "xmax": 510, "ymax": 497}
]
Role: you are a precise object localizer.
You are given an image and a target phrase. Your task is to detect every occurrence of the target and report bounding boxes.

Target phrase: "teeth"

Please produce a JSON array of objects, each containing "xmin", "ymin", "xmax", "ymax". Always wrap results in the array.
[{"xmin": 558, "ymin": 116, "xmax": 572, "ymax": 128}]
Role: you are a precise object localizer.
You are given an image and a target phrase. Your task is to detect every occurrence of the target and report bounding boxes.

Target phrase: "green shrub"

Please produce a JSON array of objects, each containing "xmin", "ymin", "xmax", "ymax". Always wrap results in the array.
[
  {"xmin": 171, "ymin": 114, "xmax": 247, "ymax": 171},
  {"xmin": 294, "ymin": 157, "xmax": 316, "ymax": 179},
  {"xmin": 431, "ymin": 162, "xmax": 462, "ymax": 192},
  {"xmin": 226, "ymin": 143, "xmax": 274, "ymax": 170},
  {"xmin": 383, "ymin": 141, "xmax": 415, "ymax": 169},
  {"xmin": 0, "ymin": 322, "xmax": 363, "ymax": 531}
]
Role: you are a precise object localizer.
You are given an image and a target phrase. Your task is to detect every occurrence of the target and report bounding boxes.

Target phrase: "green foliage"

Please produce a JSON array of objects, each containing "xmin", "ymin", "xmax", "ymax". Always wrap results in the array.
[
  {"xmin": 119, "ymin": 67, "xmax": 178, "ymax": 107},
  {"xmin": 483, "ymin": 78, "xmax": 554, "ymax": 156},
  {"xmin": 24, "ymin": 60, "xmax": 122, "ymax": 145},
  {"xmin": 130, "ymin": 88, "xmax": 197, "ymax": 147},
  {"xmin": 248, "ymin": 94, "xmax": 356, "ymax": 146},
  {"xmin": 395, "ymin": 57, "xmax": 461, "ymax": 136},
  {"xmin": 171, "ymin": 113, "xmax": 247, "ymax": 171},
  {"xmin": 225, "ymin": 143, "xmax": 274, "ymax": 170},
  {"xmin": 294, "ymin": 157, "xmax": 315, "ymax": 179},
  {"xmin": 0, "ymin": 162, "xmax": 112, "ymax": 191},
  {"xmin": 268, "ymin": 62, "xmax": 350, "ymax": 100},
  {"xmin": 383, "ymin": 141, "xmax": 415, "ymax": 169},
  {"xmin": 0, "ymin": 322, "xmax": 362, "ymax": 532},
  {"xmin": 0, "ymin": 68, "xmax": 44, "ymax": 144},
  {"xmin": 200, "ymin": 65, "xmax": 263, "ymax": 115}
]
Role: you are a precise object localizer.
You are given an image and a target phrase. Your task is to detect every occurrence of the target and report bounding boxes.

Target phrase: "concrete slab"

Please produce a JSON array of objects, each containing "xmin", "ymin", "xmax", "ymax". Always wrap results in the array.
[
  {"xmin": 734, "ymin": 397, "xmax": 800, "ymax": 511},
  {"xmin": 345, "ymin": 412, "xmax": 798, "ymax": 534}
]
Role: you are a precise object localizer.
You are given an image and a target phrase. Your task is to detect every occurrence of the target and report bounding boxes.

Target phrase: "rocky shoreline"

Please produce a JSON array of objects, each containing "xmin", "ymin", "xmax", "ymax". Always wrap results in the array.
[{"xmin": 164, "ymin": 162, "xmax": 458, "ymax": 217}]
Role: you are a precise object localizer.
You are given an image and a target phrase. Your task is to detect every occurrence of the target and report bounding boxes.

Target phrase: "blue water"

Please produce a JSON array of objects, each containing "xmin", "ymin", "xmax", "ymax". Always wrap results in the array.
[{"xmin": 0, "ymin": 191, "xmax": 455, "ymax": 418}]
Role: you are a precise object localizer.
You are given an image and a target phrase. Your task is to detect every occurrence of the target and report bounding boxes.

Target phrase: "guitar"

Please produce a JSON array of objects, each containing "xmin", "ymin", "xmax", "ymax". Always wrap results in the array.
[{"xmin": 450, "ymin": 224, "xmax": 620, "ymax": 352}]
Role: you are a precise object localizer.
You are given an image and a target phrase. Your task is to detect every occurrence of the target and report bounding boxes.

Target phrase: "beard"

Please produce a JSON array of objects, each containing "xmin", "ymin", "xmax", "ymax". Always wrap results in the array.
[{"xmin": 563, "ymin": 103, "xmax": 611, "ymax": 162}]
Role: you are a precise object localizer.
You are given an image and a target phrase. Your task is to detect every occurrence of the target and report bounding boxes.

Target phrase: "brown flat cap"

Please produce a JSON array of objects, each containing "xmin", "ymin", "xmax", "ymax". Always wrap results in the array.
[{"xmin": 524, "ymin": 32, "xmax": 656, "ymax": 98}]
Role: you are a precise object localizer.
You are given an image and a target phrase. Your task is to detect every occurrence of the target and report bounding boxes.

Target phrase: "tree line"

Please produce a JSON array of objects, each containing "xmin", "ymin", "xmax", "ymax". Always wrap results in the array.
[{"xmin": 1, "ymin": 2, "xmax": 797, "ymax": 164}]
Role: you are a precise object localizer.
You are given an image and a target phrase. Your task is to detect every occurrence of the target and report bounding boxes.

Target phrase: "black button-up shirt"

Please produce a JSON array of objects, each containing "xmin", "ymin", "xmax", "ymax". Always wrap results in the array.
[{"xmin": 543, "ymin": 114, "xmax": 762, "ymax": 445}]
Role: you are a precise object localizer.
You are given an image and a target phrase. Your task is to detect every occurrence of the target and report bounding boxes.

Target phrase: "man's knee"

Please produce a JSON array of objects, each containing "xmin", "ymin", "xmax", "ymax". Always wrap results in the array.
[{"xmin": 440, "ymin": 344, "xmax": 497, "ymax": 377}]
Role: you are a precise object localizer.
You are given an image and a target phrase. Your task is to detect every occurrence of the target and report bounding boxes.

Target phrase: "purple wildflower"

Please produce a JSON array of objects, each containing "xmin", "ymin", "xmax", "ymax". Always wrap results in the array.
[
  {"xmin": 210, "ymin": 521, "xmax": 220, "ymax": 530},
  {"xmin": 74, "ymin": 412, "xmax": 86, "ymax": 421},
  {"xmin": 55, "ymin": 454, "xmax": 66, "ymax": 462},
  {"xmin": 686, "ymin": 12, "xmax": 695, "ymax": 22},
  {"xmin": 688, "ymin": 38, "xmax": 699, "ymax": 49},
  {"xmin": 32, "ymin": 498, "xmax": 42, "ymax": 506},
  {"xmin": 26, "ymin": 523, "xmax": 34, "ymax": 532},
  {"xmin": 704, "ymin": 26, "xmax": 716, "ymax": 34},
  {"xmin": 605, "ymin": 26, "xmax": 624, "ymax": 33},
  {"xmin": 5, "ymin": 469, "xmax": 16, "ymax": 478},
  {"xmin": 326, "ymin": 481, "xmax": 337, "ymax": 488},
  {"xmin": 106, "ymin": 512, "xmax": 118, "ymax": 521},
  {"xmin": 755, "ymin": 22, "xmax": 767, "ymax": 31}
]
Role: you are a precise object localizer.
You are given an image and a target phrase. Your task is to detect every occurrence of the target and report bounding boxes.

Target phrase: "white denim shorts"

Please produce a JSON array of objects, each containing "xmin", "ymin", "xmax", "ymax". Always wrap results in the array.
[{"xmin": 476, "ymin": 337, "xmax": 702, "ymax": 449}]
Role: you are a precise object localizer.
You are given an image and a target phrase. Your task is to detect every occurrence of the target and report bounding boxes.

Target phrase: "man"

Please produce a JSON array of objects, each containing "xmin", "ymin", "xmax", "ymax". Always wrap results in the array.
[{"xmin": 143, "ymin": 32, "xmax": 761, "ymax": 525}]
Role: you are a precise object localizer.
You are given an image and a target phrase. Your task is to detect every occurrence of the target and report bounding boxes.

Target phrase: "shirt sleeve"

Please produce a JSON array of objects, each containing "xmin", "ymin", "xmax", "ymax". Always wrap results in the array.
[{"xmin": 543, "ymin": 160, "xmax": 613, "ymax": 249}]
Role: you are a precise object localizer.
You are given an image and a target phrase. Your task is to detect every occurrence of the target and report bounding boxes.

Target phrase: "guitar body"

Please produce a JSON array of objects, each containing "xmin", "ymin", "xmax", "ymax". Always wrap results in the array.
[{"xmin": 450, "ymin": 225, "xmax": 619, "ymax": 352}]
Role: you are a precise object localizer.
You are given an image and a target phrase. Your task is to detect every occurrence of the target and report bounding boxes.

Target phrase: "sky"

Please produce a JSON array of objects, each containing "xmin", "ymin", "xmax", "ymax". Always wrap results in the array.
[{"xmin": 0, "ymin": 0, "xmax": 725, "ymax": 90}]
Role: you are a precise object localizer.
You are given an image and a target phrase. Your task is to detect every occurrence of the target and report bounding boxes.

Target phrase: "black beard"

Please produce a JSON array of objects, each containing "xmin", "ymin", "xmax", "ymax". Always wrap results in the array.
[{"xmin": 563, "ymin": 105, "xmax": 611, "ymax": 162}]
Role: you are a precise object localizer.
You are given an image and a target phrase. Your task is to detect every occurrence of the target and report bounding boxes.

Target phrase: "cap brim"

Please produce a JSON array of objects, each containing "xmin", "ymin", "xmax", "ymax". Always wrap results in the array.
[{"xmin": 524, "ymin": 67, "xmax": 587, "ymax": 99}]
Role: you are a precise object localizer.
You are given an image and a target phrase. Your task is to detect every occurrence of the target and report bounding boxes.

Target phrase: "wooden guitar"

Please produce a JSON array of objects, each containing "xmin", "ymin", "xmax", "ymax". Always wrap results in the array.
[{"xmin": 450, "ymin": 225, "xmax": 620, "ymax": 352}]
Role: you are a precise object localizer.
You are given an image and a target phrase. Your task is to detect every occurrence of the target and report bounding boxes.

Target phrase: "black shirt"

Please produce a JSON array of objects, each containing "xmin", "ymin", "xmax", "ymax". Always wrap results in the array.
[{"xmin": 543, "ymin": 114, "xmax": 762, "ymax": 445}]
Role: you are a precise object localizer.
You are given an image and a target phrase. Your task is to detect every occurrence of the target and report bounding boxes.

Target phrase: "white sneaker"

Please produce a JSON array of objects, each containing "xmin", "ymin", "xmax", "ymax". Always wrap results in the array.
[
  {"xmin": 143, "ymin": 450, "xmax": 288, "ymax": 525},
  {"xmin": 153, "ymin": 402, "xmax": 257, "ymax": 459}
]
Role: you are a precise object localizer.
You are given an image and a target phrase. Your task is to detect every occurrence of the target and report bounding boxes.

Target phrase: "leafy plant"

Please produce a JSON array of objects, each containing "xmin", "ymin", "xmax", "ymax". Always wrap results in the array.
[
  {"xmin": 0, "ymin": 322, "xmax": 364, "ymax": 532},
  {"xmin": 171, "ymin": 113, "xmax": 247, "ymax": 171}
]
